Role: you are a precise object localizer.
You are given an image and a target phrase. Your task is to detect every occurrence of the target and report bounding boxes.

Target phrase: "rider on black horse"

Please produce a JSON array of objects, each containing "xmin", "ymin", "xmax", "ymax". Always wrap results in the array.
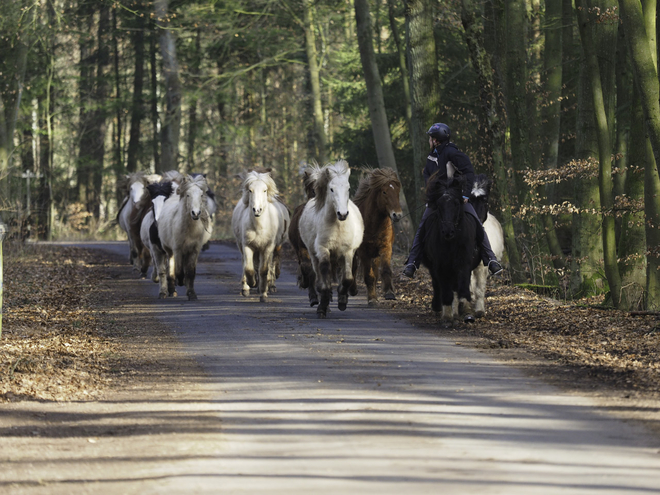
[{"xmin": 402, "ymin": 123, "xmax": 503, "ymax": 278}]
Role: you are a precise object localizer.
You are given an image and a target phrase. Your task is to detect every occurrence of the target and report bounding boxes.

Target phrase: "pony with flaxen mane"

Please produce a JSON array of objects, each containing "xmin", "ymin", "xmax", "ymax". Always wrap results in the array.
[
  {"xmin": 155, "ymin": 174, "xmax": 214, "ymax": 300},
  {"xmin": 352, "ymin": 168, "xmax": 403, "ymax": 305},
  {"xmin": 232, "ymin": 171, "xmax": 290, "ymax": 302},
  {"xmin": 299, "ymin": 160, "xmax": 364, "ymax": 318}
]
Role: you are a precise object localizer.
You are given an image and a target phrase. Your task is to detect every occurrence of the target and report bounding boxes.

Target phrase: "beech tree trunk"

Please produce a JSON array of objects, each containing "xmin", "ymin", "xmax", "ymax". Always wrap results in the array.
[
  {"xmin": 155, "ymin": 0, "xmax": 182, "ymax": 171},
  {"xmin": 405, "ymin": 0, "xmax": 439, "ymax": 225}
]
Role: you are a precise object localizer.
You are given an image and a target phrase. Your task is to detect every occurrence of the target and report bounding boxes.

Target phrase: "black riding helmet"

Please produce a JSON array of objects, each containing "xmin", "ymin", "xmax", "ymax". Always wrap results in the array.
[{"xmin": 427, "ymin": 123, "xmax": 450, "ymax": 142}]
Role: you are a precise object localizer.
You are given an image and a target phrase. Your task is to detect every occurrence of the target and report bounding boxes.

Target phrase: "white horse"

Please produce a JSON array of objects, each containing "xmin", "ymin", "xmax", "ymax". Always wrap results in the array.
[
  {"xmin": 299, "ymin": 159, "xmax": 364, "ymax": 318},
  {"xmin": 467, "ymin": 175, "xmax": 505, "ymax": 318},
  {"xmin": 231, "ymin": 171, "xmax": 290, "ymax": 302},
  {"xmin": 155, "ymin": 175, "xmax": 214, "ymax": 300},
  {"xmin": 140, "ymin": 181, "xmax": 175, "ymax": 284},
  {"xmin": 117, "ymin": 172, "xmax": 161, "ymax": 272}
]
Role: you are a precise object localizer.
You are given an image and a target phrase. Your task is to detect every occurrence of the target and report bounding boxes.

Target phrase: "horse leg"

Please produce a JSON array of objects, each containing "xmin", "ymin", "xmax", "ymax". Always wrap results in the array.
[
  {"xmin": 471, "ymin": 265, "xmax": 487, "ymax": 318},
  {"xmin": 305, "ymin": 261, "xmax": 319, "ymax": 306},
  {"xmin": 258, "ymin": 247, "xmax": 273, "ymax": 302},
  {"xmin": 364, "ymin": 256, "xmax": 378, "ymax": 306},
  {"xmin": 174, "ymin": 252, "xmax": 185, "ymax": 287},
  {"xmin": 153, "ymin": 247, "xmax": 169, "ymax": 299},
  {"xmin": 440, "ymin": 279, "xmax": 455, "ymax": 324},
  {"xmin": 184, "ymin": 251, "xmax": 200, "ymax": 301},
  {"xmin": 380, "ymin": 250, "xmax": 396, "ymax": 301},
  {"xmin": 317, "ymin": 289, "xmax": 331, "ymax": 318},
  {"xmin": 167, "ymin": 254, "xmax": 177, "ymax": 297},
  {"xmin": 337, "ymin": 253, "xmax": 356, "ymax": 311},
  {"xmin": 457, "ymin": 268, "xmax": 475, "ymax": 323},
  {"xmin": 139, "ymin": 247, "xmax": 151, "ymax": 279},
  {"xmin": 348, "ymin": 255, "xmax": 358, "ymax": 297},
  {"xmin": 429, "ymin": 270, "xmax": 442, "ymax": 313},
  {"xmin": 240, "ymin": 246, "xmax": 254, "ymax": 296}
]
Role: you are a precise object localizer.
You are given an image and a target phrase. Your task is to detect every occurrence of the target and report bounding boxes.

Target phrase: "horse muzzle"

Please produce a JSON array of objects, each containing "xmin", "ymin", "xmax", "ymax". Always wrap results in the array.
[
  {"xmin": 390, "ymin": 211, "xmax": 403, "ymax": 223},
  {"xmin": 337, "ymin": 211, "xmax": 349, "ymax": 221}
]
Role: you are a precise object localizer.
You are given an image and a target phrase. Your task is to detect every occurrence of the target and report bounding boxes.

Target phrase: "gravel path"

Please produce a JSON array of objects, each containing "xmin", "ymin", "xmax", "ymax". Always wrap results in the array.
[{"xmin": 2, "ymin": 241, "xmax": 660, "ymax": 494}]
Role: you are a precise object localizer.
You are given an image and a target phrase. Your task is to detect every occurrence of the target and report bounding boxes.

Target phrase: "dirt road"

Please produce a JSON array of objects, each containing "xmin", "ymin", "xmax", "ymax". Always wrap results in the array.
[{"xmin": 2, "ymin": 242, "xmax": 660, "ymax": 494}]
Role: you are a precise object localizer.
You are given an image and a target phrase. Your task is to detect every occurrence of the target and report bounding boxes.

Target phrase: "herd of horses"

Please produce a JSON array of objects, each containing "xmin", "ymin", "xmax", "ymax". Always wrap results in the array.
[{"xmin": 117, "ymin": 160, "xmax": 504, "ymax": 322}]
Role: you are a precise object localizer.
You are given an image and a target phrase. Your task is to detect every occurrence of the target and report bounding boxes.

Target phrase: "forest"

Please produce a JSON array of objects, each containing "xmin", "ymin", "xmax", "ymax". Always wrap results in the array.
[{"xmin": 1, "ymin": 0, "xmax": 660, "ymax": 311}]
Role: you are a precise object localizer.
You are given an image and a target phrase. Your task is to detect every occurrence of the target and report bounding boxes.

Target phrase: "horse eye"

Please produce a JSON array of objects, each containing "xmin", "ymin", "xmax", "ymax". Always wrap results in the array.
[{"xmin": 330, "ymin": 188, "xmax": 334, "ymax": 192}]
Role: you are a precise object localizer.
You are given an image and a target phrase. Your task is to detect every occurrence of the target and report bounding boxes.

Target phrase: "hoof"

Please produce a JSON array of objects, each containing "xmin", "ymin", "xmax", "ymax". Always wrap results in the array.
[
  {"xmin": 269, "ymin": 286, "xmax": 277, "ymax": 294},
  {"xmin": 474, "ymin": 310, "xmax": 484, "ymax": 318},
  {"xmin": 338, "ymin": 301, "xmax": 347, "ymax": 311},
  {"xmin": 367, "ymin": 300, "xmax": 379, "ymax": 307},
  {"xmin": 464, "ymin": 314, "xmax": 475, "ymax": 324},
  {"xmin": 241, "ymin": 289, "xmax": 250, "ymax": 297},
  {"xmin": 316, "ymin": 307, "xmax": 327, "ymax": 318},
  {"xmin": 169, "ymin": 291, "xmax": 178, "ymax": 298},
  {"xmin": 384, "ymin": 292, "xmax": 396, "ymax": 301},
  {"xmin": 348, "ymin": 286, "xmax": 358, "ymax": 297},
  {"xmin": 260, "ymin": 295, "xmax": 268, "ymax": 303},
  {"xmin": 158, "ymin": 292, "xmax": 168, "ymax": 299},
  {"xmin": 309, "ymin": 298, "xmax": 319, "ymax": 307},
  {"xmin": 188, "ymin": 292, "xmax": 198, "ymax": 301}
]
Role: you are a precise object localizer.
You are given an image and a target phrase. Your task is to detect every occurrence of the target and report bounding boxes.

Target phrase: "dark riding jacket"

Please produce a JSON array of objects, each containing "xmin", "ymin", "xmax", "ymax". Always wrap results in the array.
[{"xmin": 423, "ymin": 142, "xmax": 475, "ymax": 197}]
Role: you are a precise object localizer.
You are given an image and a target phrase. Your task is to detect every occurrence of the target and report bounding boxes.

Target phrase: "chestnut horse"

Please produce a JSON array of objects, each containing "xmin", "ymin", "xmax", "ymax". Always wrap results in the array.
[{"xmin": 352, "ymin": 168, "xmax": 403, "ymax": 305}]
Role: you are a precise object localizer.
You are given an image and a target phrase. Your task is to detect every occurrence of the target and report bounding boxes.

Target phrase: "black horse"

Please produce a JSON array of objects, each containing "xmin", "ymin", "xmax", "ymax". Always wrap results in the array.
[{"xmin": 420, "ymin": 175, "xmax": 481, "ymax": 324}]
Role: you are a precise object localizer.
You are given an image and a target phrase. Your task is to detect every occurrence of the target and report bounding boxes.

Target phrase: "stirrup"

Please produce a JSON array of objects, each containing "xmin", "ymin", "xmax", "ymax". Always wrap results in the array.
[
  {"xmin": 488, "ymin": 260, "xmax": 503, "ymax": 276},
  {"xmin": 403, "ymin": 263, "xmax": 417, "ymax": 278}
]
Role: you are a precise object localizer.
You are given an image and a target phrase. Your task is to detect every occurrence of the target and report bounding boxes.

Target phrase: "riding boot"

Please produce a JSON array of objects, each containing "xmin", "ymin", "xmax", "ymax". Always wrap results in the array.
[{"xmin": 404, "ymin": 206, "xmax": 432, "ymax": 269}]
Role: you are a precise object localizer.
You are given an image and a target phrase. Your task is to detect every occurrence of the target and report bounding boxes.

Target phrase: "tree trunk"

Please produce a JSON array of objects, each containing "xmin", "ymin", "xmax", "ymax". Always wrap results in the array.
[
  {"xmin": 461, "ymin": 0, "xmax": 525, "ymax": 281},
  {"xmin": 619, "ymin": 0, "xmax": 660, "ymax": 183},
  {"xmin": 539, "ymin": 0, "xmax": 567, "ymax": 270},
  {"xmin": 155, "ymin": 0, "xmax": 181, "ymax": 171},
  {"xmin": 302, "ymin": 0, "xmax": 327, "ymax": 162},
  {"xmin": 0, "ymin": 6, "xmax": 31, "ymax": 201},
  {"xmin": 126, "ymin": 2, "xmax": 146, "ymax": 174},
  {"xmin": 77, "ymin": 5, "xmax": 96, "ymax": 207},
  {"xmin": 386, "ymin": 0, "xmax": 412, "ymax": 132},
  {"xmin": 113, "ymin": 9, "xmax": 124, "ymax": 210},
  {"xmin": 405, "ymin": 0, "xmax": 439, "ymax": 225},
  {"xmin": 618, "ymin": 88, "xmax": 648, "ymax": 310},
  {"xmin": 149, "ymin": 20, "xmax": 160, "ymax": 172},
  {"xmin": 571, "ymin": 52, "xmax": 605, "ymax": 297},
  {"xmin": 186, "ymin": 29, "xmax": 202, "ymax": 173},
  {"xmin": 576, "ymin": 0, "xmax": 623, "ymax": 307}
]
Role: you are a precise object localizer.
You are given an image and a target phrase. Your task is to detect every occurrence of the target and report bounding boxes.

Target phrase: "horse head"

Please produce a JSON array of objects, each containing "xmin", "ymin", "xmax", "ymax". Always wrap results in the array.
[
  {"xmin": 429, "ymin": 176, "xmax": 464, "ymax": 240},
  {"xmin": 242, "ymin": 171, "xmax": 278, "ymax": 218},
  {"xmin": 179, "ymin": 174, "xmax": 209, "ymax": 221},
  {"xmin": 469, "ymin": 174, "xmax": 492, "ymax": 224},
  {"xmin": 376, "ymin": 170, "xmax": 403, "ymax": 222},
  {"xmin": 313, "ymin": 160, "xmax": 351, "ymax": 221}
]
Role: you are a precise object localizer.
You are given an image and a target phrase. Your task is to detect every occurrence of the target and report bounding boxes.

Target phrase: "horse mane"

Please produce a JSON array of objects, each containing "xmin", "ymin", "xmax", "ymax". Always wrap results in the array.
[
  {"xmin": 240, "ymin": 171, "xmax": 279, "ymax": 206},
  {"xmin": 312, "ymin": 159, "xmax": 350, "ymax": 212},
  {"xmin": 470, "ymin": 174, "xmax": 491, "ymax": 199},
  {"xmin": 427, "ymin": 174, "xmax": 465, "ymax": 207},
  {"xmin": 161, "ymin": 170, "xmax": 185, "ymax": 183},
  {"xmin": 179, "ymin": 174, "xmax": 209, "ymax": 195},
  {"xmin": 353, "ymin": 168, "xmax": 400, "ymax": 207},
  {"xmin": 147, "ymin": 181, "xmax": 174, "ymax": 200},
  {"xmin": 301, "ymin": 168, "xmax": 316, "ymax": 199}
]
